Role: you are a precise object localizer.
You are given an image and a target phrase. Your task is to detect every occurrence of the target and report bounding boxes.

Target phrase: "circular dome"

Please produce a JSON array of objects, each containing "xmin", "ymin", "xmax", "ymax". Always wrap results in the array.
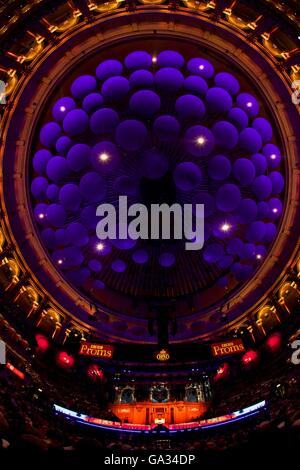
[
  {"xmin": 26, "ymin": 48, "xmax": 285, "ymax": 331},
  {"xmin": 153, "ymin": 115, "xmax": 180, "ymax": 142},
  {"xmin": 63, "ymin": 109, "xmax": 89, "ymax": 136},
  {"xmin": 139, "ymin": 150, "xmax": 169, "ymax": 180},
  {"xmin": 214, "ymin": 72, "xmax": 240, "ymax": 95},
  {"xmin": 216, "ymin": 184, "xmax": 242, "ymax": 212},
  {"xmin": 157, "ymin": 50, "xmax": 184, "ymax": 69},
  {"xmin": 130, "ymin": 90, "xmax": 161, "ymax": 118},
  {"xmin": 90, "ymin": 108, "xmax": 119, "ymax": 135},
  {"xmin": 173, "ymin": 162, "xmax": 202, "ymax": 190},
  {"xmin": 175, "ymin": 95, "xmax": 205, "ymax": 122},
  {"xmin": 115, "ymin": 120, "xmax": 148, "ymax": 151},
  {"xmin": 101, "ymin": 76, "xmax": 130, "ymax": 102},
  {"xmin": 70, "ymin": 75, "xmax": 97, "ymax": 99},
  {"xmin": 212, "ymin": 121, "xmax": 239, "ymax": 149},
  {"xmin": 155, "ymin": 67, "xmax": 184, "ymax": 93},
  {"xmin": 208, "ymin": 155, "xmax": 231, "ymax": 181},
  {"xmin": 67, "ymin": 144, "xmax": 90, "ymax": 172},
  {"xmin": 205, "ymin": 88, "xmax": 233, "ymax": 114},
  {"xmin": 125, "ymin": 51, "xmax": 152, "ymax": 70},
  {"xmin": 184, "ymin": 125, "xmax": 215, "ymax": 157}
]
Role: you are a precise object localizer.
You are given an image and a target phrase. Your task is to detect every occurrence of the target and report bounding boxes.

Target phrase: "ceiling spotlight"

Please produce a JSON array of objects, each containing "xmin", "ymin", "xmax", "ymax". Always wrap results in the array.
[
  {"xmin": 60, "ymin": 106, "xmax": 66, "ymax": 112},
  {"xmin": 246, "ymin": 101, "xmax": 253, "ymax": 108},
  {"xmin": 272, "ymin": 208, "xmax": 278, "ymax": 213},
  {"xmin": 197, "ymin": 136, "xmax": 205, "ymax": 145},
  {"xmin": 152, "ymin": 56, "xmax": 157, "ymax": 63},
  {"xmin": 38, "ymin": 213, "xmax": 45, "ymax": 219},
  {"xmin": 58, "ymin": 259, "xmax": 63, "ymax": 265},
  {"xmin": 270, "ymin": 154, "xmax": 277, "ymax": 160},
  {"xmin": 199, "ymin": 65, "xmax": 205, "ymax": 70},
  {"xmin": 256, "ymin": 254, "xmax": 262, "ymax": 260},
  {"xmin": 221, "ymin": 223, "xmax": 230, "ymax": 232},
  {"xmin": 99, "ymin": 153, "xmax": 109, "ymax": 162},
  {"xmin": 96, "ymin": 242, "xmax": 104, "ymax": 251}
]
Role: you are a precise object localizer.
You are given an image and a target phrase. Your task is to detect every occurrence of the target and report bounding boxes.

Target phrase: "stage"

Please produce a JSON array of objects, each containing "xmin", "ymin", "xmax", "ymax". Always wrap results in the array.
[{"xmin": 110, "ymin": 401, "xmax": 208, "ymax": 425}]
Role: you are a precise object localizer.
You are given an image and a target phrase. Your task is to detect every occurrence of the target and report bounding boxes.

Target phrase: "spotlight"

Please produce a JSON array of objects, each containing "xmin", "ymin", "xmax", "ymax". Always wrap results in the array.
[
  {"xmin": 272, "ymin": 208, "xmax": 278, "ymax": 213},
  {"xmin": 56, "ymin": 351, "xmax": 75, "ymax": 368},
  {"xmin": 266, "ymin": 332, "xmax": 282, "ymax": 352},
  {"xmin": 197, "ymin": 136, "xmax": 205, "ymax": 145},
  {"xmin": 99, "ymin": 153, "xmax": 109, "ymax": 162},
  {"xmin": 256, "ymin": 254, "xmax": 262, "ymax": 260},
  {"xmin": 214, "ymin": 363, "xmax": 229, "ymax": 381},
  {"xmin": 38, "ymin": 213, "xmax": 45, "ymax": 219},
  {"xmin": 96, "ymin": 242, "xmax": 104, "ymax": 251},
  {"xmin": 87, "ymin": 364, "xmax": 104, "ymax": 382},
  {"xmin": 60, "ymin": 106, "xmax": 66, "ymax": 112},
  {"xmin": 242, "ymin": 350, "xmax": 258, "ymax": 365},
  {"xmin": 270, "ymin": 153, "xmax": 277, "ymax": 160},
  {"xmin": 246, "ymin": 101, "xmax": 253, "ymax": 108},
  {"xmin": 57, "ymin": 259, "xmax": 63, "ymax": 265},
  {"xmin": 35, "ymin": 334, "xmax": 49, "ymax": 353},
  {"xmin": 199, "ymin": 65, "xmax": 205, "ymax": 70},
  {"xmin": 152, "ymin": 56, "xmax": 157, "ymax": 63},
  {"xmin": 221, "ymin": 223, "xmax": 230, "ymax": 232}
]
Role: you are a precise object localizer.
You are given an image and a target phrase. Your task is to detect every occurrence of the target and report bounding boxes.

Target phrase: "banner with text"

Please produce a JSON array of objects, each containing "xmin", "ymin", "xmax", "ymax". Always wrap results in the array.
[
  {"xmin": 211, "ymin": 339, "xmax": 245, "ymax": 357},
  {"xmin": 79, "ymin": 342, "xmax": 114, "ymax": 359}
]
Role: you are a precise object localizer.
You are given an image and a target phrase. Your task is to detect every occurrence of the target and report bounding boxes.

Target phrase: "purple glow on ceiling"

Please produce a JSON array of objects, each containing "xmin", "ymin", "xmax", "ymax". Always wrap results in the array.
[{"xmin": 30, "ymin": 50, "xmax": 284, "ymax": 301}]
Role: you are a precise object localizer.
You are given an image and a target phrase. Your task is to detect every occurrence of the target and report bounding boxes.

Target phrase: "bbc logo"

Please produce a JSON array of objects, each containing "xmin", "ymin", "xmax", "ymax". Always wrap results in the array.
[{"xmin": 0, "ymin": 339, "xmax": 6, "ymax": 364}]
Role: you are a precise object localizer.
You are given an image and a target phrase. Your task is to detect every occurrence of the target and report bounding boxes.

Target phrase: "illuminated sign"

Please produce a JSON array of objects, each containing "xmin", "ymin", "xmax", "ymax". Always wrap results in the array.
[
  {"xmin": 79, "ymin": 342, "xmax": 114, "ymax": 358},
  {"xmin": 211, "ymin": 339, "xmax": 245, "ymax": 357},
  {"xmin": 85, "ymin": 417, "xmax": 117, "ymax": 427},
  {"xmin": 155, "ymin": 349, "xmax": 170, "ymax": 361}
]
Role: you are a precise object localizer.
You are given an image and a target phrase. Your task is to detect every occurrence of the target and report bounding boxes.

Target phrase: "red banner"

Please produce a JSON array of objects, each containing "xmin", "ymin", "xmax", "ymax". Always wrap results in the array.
[
  {"xmin": 211, "ymin": 339, "xmax": 245, "ymax": 357},
  {"xmin": 79, "ymin": 342, "xmax": 114, "ymax": 358}
]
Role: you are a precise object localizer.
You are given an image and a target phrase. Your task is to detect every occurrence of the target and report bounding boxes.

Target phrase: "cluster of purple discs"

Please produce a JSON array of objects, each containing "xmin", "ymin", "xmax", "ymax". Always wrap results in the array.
[{"xmin": 31, "ymin": 50, "xmax": 284, "ymax": 294}]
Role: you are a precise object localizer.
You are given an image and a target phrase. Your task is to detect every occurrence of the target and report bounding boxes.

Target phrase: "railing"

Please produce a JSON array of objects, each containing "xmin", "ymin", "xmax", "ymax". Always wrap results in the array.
[{"xmin": 53, "ymin": 399, "xmax": 266, "ymax": 432}]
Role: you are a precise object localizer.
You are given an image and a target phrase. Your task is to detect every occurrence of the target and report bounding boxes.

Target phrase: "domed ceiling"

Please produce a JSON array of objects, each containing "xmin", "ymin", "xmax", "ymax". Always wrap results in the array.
[
  {"xmin": 2, "ymin": 6, "xmax": 298, "ymax": 344},
  {"xmin": 29, "ymin": 45, "xmax": 284, "ymax": 313}
]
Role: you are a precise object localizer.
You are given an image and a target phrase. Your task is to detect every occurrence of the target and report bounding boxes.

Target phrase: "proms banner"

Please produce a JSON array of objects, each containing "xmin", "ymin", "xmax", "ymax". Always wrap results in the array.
[
  {"xmin": 211, "ymin": 339, "xmax": 245, "ymax": 357},
  {"xmin": 79, "ymin": 342, "xmax": 114, "ymax": 358}
]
